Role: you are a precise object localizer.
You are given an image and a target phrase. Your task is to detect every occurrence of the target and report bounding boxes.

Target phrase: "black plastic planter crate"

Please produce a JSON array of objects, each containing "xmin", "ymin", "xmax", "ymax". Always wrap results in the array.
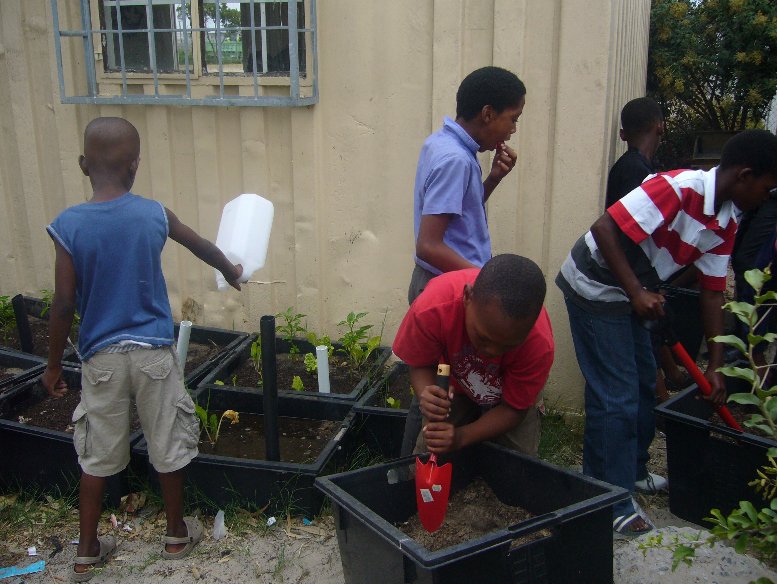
[
  {"xmin": 0, "ymin": 348, "xmax": 46, "ymax": 395},
  {"xmin": 132, "ymin": 384, "xmax": 355, "ymax": 516},
  {"xmin": 0, "ymin": 367, "xmax": 142, "ymax": 502},
  {"xmin": 316, "ymin": 443, "xmax": 628, "ymax": 584},
  {"xmin": 655, "ymin": 384, "xmax": 776, "ymax": 526},
  {"xmin": 173, "ymin": 323, "xmax": 249, "ymax": 387},
  {"xmin": 353, "ymin": 362, "xmax": 409, "ymax": 459},
  {"xmin": 198, "ymin": 335, "xmax": 391, "ymax": 402}
]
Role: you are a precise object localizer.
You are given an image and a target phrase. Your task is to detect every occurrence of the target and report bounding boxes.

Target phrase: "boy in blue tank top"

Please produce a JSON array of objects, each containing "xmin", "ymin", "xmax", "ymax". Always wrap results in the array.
[{"xmin": 41, "ymin": 117, "xmax": 242, "ymax": 582}]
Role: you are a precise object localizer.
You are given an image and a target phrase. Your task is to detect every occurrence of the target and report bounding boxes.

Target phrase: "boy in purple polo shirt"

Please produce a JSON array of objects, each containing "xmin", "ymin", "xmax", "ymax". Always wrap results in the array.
[{"xmin": 402, "ymin": 67, "xmax": 532, "ymax": 457}]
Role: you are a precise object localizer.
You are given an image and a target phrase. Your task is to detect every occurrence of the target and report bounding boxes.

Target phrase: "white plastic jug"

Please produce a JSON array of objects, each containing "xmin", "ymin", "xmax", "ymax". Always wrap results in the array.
[{"xmin": 214, "ymin": 193, "xmax": 274, "ymax": 290}]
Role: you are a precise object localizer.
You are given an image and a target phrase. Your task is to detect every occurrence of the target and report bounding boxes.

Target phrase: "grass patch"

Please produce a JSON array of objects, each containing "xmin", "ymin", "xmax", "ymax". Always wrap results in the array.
[{"xmin": 538, "ymin": 404, "xmax": 584, "ymax": 468}]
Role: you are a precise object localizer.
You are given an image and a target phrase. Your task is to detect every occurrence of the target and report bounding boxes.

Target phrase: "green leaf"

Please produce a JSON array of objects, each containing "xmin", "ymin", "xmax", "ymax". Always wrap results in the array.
[
  {"xmin": 724, "ymin": 301, "xmax": 757, "ymax": 326},
  {"xmin": 291, "ymin": 375, "xmax": 304, "ymax": 391},
  {"xmin": 711, "ymin": 334, "xmax": 747, "ymax": 354},
  {"xmin": 740, "ymin": 500, "xmax": 759, "ymax": 522},
  {"xmin": 718, "ymin": 366, "xmax": 757, "ymax": 384},
  {"xmin": 734, "ymin": 533, "xmax": 748, "ymax": 554},
  {"xmin": 744, "ymin": 268, "xmax": 770, "ymax": 294},
  {"xmin": 755, "ymin": 291, "xmax": 776, "ymax": 303},
  {"xmin": 728, "ymin": 392, "xmax": 762, "ymax": 407},
  {"xmin": 671, "ymin": 545, "xmax": 696, "ymax": 570}
]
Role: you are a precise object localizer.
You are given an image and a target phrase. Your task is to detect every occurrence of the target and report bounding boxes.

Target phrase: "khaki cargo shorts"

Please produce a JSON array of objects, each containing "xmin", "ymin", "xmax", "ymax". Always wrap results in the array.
[{"xmin": 73, "ymin": 346, "xmax": 200, "ymax": 477}]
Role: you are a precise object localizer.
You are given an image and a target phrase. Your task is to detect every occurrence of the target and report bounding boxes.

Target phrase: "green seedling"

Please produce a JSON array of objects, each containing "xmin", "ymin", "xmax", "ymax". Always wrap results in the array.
[
  {"xmin": 336, "ymin": 311, "xmax": 382, "ymax": 371},
  {"xmin": 291, "ymin": 375, "xmax": 304, "ymax": 391},
  {"xmin": 386, "ymin": 396, "xmax": 401, "ymax": 409},
  {"xmin": 305, "ymin": 332, "xmax": 334, "ymax": 358},
  {"xmin": 276, "ymin": 307, "xmax": 307, "ymax": 355},
  {"xmin": 303, "ymin": 352, "xmax": 317, "ymax": 374},
  {"xmin": 195, "ymin": 403, "xmax": 240, "ymax": 445},
  {"xmin": 250, "ymin": 337, "xmax": 263, "ymax": 386}
]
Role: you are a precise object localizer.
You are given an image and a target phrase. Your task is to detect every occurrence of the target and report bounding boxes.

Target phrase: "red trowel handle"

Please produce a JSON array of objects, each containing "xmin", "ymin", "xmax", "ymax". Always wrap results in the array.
[{"xmin": 668, "ymin": 341, "xmax": 743, "ymax": 432}]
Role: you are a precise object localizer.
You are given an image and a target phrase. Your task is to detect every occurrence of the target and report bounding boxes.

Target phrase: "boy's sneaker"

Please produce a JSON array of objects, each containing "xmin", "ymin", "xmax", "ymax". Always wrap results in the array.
[{"xmin": 635, "ymin": 473, "xmax": 668, "ymax": 494}]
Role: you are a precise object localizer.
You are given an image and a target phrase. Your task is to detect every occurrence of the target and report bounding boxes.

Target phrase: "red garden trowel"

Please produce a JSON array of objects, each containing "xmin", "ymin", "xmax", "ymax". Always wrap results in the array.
[
  {"xmin": 649, "ymin": 312, "xmax": 743, "ymax": 432},
  {"xmin": 415, "ymin": 363, "xmax": 453, "ymax": 532}
]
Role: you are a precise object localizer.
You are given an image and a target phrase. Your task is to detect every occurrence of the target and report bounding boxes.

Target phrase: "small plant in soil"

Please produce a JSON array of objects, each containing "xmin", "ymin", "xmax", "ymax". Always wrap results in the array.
[
  {"xmin": 291, "ymin": 375, "xmax": 304, "ymax": 391},
  {"xmin": 385, "ymin": 396, "xmax": 401, "ymax": 409},
  {"xmin": 0, "ymin": 295, "xmax": 15, "ymax": 343},
  {"xmin": 250, "ymin": 337, "xmax": 263, "ymax": 386},
  {"xmin": 306, "ymin": 332, "xmax": 334, "ymax": 357},
  {"xmin": 336, "ymin": 311, "xmax": 383, "ymax": 371},
  {"xmin": 303, "ymin": 352, "xmax": 317, "ymax": 374},
  {"xmin": 275, "ymin": 307, "xmax": 307, "ymax": 355},
  {"xmin": 195, "ymin": 398, "xmax": 240, "ymax": 446}
]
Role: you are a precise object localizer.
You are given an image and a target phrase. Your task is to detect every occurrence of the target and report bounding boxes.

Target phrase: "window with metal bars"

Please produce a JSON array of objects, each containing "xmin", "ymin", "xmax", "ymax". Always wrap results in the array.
[{"xmin": 51, "ymin": 0, "xmax": 317, "ymax": 106}]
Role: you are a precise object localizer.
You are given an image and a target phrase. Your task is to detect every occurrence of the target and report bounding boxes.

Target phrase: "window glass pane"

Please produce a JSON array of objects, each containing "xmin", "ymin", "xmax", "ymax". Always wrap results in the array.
[
  {"xmin": 100, "ymin": 0, "xmax": 193, "ymax": 74},
  {"xmin": 201, "ymin": 0, "xmax": 305, "ymax": 75}
]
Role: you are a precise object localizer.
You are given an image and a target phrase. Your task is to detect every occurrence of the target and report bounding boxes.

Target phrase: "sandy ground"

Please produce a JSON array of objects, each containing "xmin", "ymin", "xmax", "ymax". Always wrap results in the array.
[{"xmin": 3, "ymin": 433, "xmax": 774, "ymax": 584}]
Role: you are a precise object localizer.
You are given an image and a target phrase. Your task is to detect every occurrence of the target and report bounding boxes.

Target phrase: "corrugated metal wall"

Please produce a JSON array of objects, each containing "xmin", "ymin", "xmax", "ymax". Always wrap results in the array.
[{"xmin": 0, "ymin": 0, "xmax": 650, "ymax": 409}]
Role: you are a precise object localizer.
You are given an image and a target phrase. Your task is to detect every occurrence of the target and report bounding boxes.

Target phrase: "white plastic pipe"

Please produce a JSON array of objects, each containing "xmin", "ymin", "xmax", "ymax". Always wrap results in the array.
[
  {"xmin": 316, "ymin": 345, "xmax": 330, "ymax": 393},
  {"xmin": 177, "ymin": 320, "xmax": 193, "ymax": 371}
]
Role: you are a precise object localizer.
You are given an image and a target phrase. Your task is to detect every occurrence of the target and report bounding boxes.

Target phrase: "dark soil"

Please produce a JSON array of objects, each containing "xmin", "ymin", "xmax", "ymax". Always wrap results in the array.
[
  {"xmin": 2, "ymin": 317, "xmax": 70, "ymax": 358},
  {"xmin": 372, "ymin": 366, "xmax": 413, "ymax": 409},
  {"xmin": 398, "ymin": 478, "xmax": 549, "ymax": 551},
  {"xmin": 230, "ymin": 353, "xmax": 369, "ymax": 395},
  {"xmin": 183, "ymin": 341, "xmax": 223, "ymax": 378},
  {"xmin": 711, "ymin": 402, "xmax": 773, "ymax": 438},
  {"xmin": 198, "ymin": 412, "xmax": 340, "ymax": 464},
  {"xmin": 1, "ymin": 386, "xmax": 141, "ymax": 434}
]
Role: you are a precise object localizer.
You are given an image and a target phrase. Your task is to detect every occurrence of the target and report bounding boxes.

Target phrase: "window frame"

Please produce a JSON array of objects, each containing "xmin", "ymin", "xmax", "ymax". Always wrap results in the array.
[{"xmin": 51, "ymin": 0, "xmax": 318, "ymax": 107}]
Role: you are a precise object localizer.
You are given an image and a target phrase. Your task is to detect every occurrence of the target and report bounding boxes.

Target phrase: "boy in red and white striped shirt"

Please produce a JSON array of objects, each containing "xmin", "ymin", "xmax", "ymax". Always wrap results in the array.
[{"xmin": 556, "ymin": 129, "xmax": 776, "ymax": 537}]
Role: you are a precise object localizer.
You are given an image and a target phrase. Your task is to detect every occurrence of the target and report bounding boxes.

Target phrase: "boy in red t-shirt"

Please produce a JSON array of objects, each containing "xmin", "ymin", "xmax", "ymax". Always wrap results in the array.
[{"xmin": 393, "ymin": 254, "xmax": 554, "ymax": 455}]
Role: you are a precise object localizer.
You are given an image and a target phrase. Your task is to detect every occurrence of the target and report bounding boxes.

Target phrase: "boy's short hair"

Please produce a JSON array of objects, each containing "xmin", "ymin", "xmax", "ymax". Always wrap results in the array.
[
  {"xmin": 620, "ymin": 97, "xmax": 663, "ymax": 137},
  {"xmin": 719, "ymin": 129, "xmax": 777, "ymax": 177},
  {"xmin": 472, "ymin": 254, "xmax": 546, "ymax": 320},
  {"xmin": 456, "ymin": 67, "xmax": 526, "ymax": 121}
]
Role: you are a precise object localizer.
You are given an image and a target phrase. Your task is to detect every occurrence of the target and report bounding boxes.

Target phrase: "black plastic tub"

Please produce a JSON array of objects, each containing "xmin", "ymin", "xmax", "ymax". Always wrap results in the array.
[
  {"xmin": 316, "ymin": 443, "xmax": 629, "ymax": 584},
  {"xmin": 353, "ymin": 362, "xmax": 409, "ymax": 459},
  {"xmin": 0, "ymin": 366, "xmax": 141, "ymax": 503},
  {"xmin": 173, "ymin": 323, "xmax": 249, "ymax": 388},
  {"xmin": 655, "ymin": 384, "xmax": 776, "ymax": 526},
  {"xmin": 198, "ymin": 335, "xmax": 391, "ymax": 402},
  {"xmin": 132, "ymin": 384, "xmax": 355, "ymax": 516},
  {"xmin": 0, "ymin": 348, "xmax": 46, "ymax": 395}
]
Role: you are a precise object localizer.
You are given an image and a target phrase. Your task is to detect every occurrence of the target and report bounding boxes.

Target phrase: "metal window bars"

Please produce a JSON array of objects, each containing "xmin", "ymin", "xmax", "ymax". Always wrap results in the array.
[{"xmin": 51, "ymin": 0, "xmax": 318, "ymax": 106}]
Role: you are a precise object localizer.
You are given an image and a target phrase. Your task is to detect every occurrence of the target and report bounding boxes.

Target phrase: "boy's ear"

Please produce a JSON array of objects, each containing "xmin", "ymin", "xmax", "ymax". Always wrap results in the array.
[
  {"xmin": 736, "ymin": 167, "xmax": 755, "ymax": 183},
  {"xmin": 481, "ymin": 105, "xmax": 495, "ymax": 124},
  {"xmin": 78, "ymin": 154, "xmax": 89, "ymax": 176},
  {"xmin": 619, "ymin": 128, "xmax": 627, "ymax": 142},
  {"xmin": 463, "ymin": 283, "xmax": 474, "ymax": 306},
  {"xmin": 130, "ymin": 157, "xmax": 140, "ymax": 173}
]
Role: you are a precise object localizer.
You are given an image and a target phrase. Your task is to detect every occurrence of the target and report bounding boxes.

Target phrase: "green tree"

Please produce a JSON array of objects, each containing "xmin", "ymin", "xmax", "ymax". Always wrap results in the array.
[{"xmin": 647, "ymin": 0, "xmax": 776, "ymax": 168}]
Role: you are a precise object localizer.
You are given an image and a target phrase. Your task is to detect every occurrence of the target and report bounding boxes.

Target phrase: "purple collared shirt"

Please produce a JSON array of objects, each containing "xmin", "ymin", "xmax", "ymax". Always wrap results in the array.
[{"xmin": 413, "ymin": 117, "xmax": 490, "ymax": 275}]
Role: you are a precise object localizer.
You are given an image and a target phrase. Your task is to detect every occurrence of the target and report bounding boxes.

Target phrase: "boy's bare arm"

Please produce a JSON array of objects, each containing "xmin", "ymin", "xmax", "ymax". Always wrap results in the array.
[
  {"xmin": 41, "ymin": 241, "xmax": 76, "ymax": 397},
  {"xmin": 699, "ymin": 288, "xmax": 726, "ymax": 404},
  {"xmin": 416, "ymin": 215, "xmax": 478, "ymax": 273},
  {"xmin": 423, "ymin": 404, "xmax": 525, "ymax": 454},
  {"xmin": 165, "ymin": 208, "xmax": 242, "ymax": 290},
  {"xmin": 591, "ymin": 213, "xmax": 666, "ymax": 319}
]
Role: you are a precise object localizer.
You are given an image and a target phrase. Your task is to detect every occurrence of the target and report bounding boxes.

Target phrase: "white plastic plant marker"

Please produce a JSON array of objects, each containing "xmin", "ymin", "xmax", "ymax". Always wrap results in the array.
[
  {"xmin": 214, "ymin": 193, "xmax": 274, "ymax": 291},
  {"xmin": 213, "ymin": 510, "xmax": 227, "ymax": 540},
  {"xmin": 316, "ymin": 345, "xmax": 330, "ymax": 393},
  {"xmin": 176, "ymin": 320, "xmax": 192, "ymax": 371}
]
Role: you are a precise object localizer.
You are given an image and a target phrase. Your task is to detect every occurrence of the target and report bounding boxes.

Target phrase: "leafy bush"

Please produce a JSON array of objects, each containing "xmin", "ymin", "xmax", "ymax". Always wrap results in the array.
[{"xmin": 335, "ymin": 311, "xmax": 383, "ymax": 371}]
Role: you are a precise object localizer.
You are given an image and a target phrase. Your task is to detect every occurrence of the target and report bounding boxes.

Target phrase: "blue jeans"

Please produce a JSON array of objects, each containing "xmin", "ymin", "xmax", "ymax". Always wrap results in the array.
[{"xmin": 564, "ymin": 298, "xmax": 656, "ymax": 517}]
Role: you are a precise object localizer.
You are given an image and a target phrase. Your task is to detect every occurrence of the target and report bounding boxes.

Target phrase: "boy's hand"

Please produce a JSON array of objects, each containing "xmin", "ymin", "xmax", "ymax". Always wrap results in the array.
[
  {"xmin": 419, "ymin": 383, "xmax": 452, "ymax": 422},
  {"xmin": 422, "ymin": 421, "xmax": 459, "ymax": 454},
  {"xmin": 41, "ymin": 366, "xmax": 68, "ymax": 398},
  {"xmin": 630, "ymin": 289, "xmax": 666, "ymax": 320},
  {"xmin": 226, "ymin": 263, "xmax": 243, "ymax": 291},
  {"xmin": 488, "ymin": 142, "xmax": 517, "ymax": 183},
  {"xmin": 703, "ymin": 368, "xmax": 727, "ymax": 405}
]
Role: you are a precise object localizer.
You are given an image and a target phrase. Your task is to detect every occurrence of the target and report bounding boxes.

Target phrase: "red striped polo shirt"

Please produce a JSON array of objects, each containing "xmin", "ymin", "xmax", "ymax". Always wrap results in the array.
[{"xmin": 609, "ymin": 168, "xmax": 738, "ymax": 291}]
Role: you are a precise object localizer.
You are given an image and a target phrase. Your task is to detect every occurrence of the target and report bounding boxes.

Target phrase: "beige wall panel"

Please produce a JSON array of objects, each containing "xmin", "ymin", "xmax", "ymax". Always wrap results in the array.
[{"xmin": 0, "ymin": 0, "xmax": 651, "ymax": 412}]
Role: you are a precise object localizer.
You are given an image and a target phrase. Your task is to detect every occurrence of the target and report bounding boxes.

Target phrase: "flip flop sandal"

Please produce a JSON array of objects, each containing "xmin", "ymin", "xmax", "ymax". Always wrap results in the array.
[
  {"xmin": 71, "ymin": 534, "xmax": 117, "ymax": 582},
  {"xmin": 613, "ymin": 513, "xmax": 652, "ymax": 537},
  {"xmin": 162, "ymin": 516, "xmax": 204, "ymax": 560}
]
